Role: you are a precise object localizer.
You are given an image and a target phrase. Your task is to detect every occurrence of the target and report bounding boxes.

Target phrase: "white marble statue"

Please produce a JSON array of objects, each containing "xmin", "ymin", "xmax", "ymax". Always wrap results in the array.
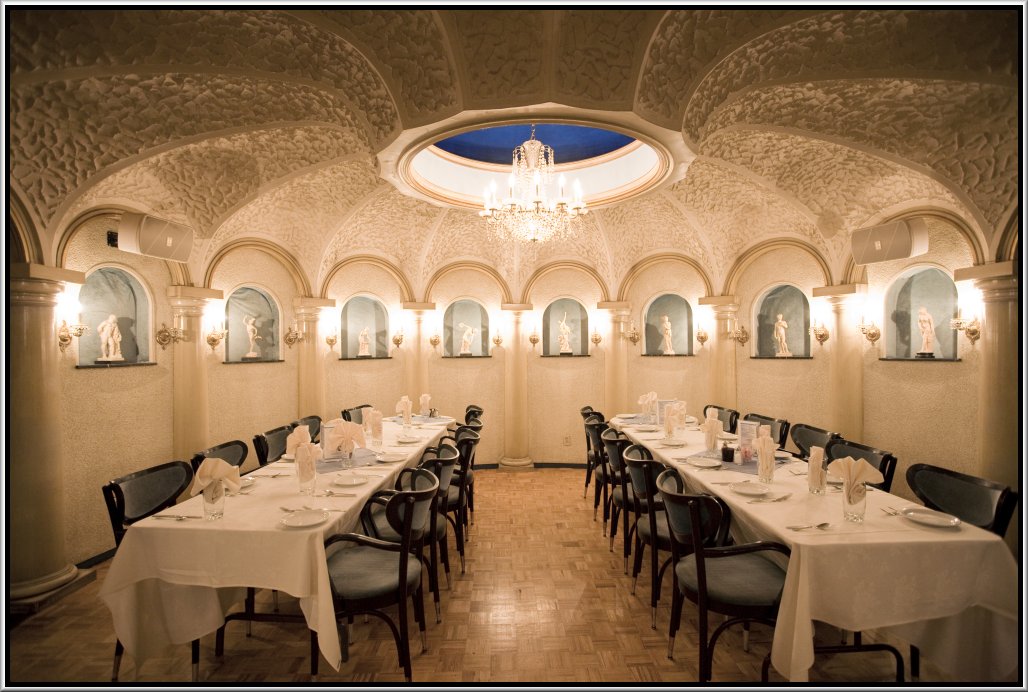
[
  {"xmin": 917, "ymin": 306, "xmax": 935, "ymax": 354},
  {"xmin": 357, "ymin": 326, "xmax": 371, "ymax": 357},
  {"xmin": 244, "ymin": 315, "xmax": 260, "ymax": 358},
  {"xmin": 558, "ymin": 312, "xmax": 573, "ymax": 354},
  {"xmin": 97, "ymin": 314, "xmax": 124, "ymax": 361},
  {"xmin": 660, "ymin": 314, "xmax": 675, "ymax": 355},
  {"xmin": 774, "ymin": 313, "xmax": 791, "ymax": 356},
  {"xmin": 458, "ymin": 322, "xmax": 476, "ymax": 355}
]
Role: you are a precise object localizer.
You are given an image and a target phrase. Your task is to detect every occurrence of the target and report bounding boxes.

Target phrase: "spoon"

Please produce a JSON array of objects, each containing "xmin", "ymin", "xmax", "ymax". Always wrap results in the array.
[{"xmin": 786, "ymin": 522, "xmax": 832, "ymax": 531}]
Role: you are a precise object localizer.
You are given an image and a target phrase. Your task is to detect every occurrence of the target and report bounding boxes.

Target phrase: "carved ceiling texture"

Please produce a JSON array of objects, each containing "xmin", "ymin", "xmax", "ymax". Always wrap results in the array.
[{"xmin": 8, "ymin": 8, "xmax": 1019, "ymax": 294}]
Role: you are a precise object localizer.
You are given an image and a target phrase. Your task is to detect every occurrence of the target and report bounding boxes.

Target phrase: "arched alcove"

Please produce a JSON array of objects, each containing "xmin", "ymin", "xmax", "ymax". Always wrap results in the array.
[
  {"xmin": 78, "ymin": 266, "xmax": 152, "ymax": 364},
  {"xmin": 225, "ymin": 285, "xmax": 280, "ymax": 362},
  {"xmin": 542, "ymin": 298, "xmax": 588, "ymax": 356},
  {"xmin": 754, "ymin": 284, "xmax": 810, "ymax": 357},
  {"xmin": 884, "ymin": 267, "xmax": 958, "ymax": 359},
  {"xmin": 443, "ymin": 299, "xmax": 489, "ymax": 357},
  {"xmin": 341, "ymin": 295, "xmax": 389, "ymax": 358},
  {"xmin": 643, "ymin": 293, "xmax": 693, "ymax": 356}
]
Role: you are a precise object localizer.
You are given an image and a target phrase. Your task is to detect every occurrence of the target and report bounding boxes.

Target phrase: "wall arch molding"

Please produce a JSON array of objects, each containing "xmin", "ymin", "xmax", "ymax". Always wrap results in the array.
[
  {"xmin": 616, "ymin": 252, "xmax": 714, "ymax": 300},
  {"xmin": 424, "ymin": 260, "xmax": 514, "ymax": 304},
  {"xmin": 723, "ymin": 239, "xmax": 832, "ymax": 295},
  {"xmin": 996, "ymin": 211, "xmax": 1018, "ymax": 263},
  {"xmin": 320, "ymin": 254, "xmax": 414, "ymax": 303},
  {"xmin": 520, "ymin": 260, "xmax": 610, "ymax": 303},
  {"xmin": 8, "ymin": 189, "xmax": 42, "ymax": 265},
  {"xmin": 205, "ymin": 238, "xmax": 311, "ymax": 296}
]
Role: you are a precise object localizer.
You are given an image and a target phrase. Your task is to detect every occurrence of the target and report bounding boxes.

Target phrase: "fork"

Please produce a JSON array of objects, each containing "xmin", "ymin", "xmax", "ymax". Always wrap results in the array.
[
  {"xmin": 317, "ymin": 490, "xmax": 357, "ymax": 498},
  {"xmin": 153, "ymin": 514, "xmax": 202, "ymax": 521},
  {"xmin": 881, "ymin": 506, "xmax": 901, "ymax": 516}
]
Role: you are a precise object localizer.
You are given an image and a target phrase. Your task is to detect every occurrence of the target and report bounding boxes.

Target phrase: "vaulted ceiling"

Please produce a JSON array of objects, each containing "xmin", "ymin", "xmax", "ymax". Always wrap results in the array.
[{"xmin": 8, "ymin": 8, "xmax": 1019, "ymax": 296}]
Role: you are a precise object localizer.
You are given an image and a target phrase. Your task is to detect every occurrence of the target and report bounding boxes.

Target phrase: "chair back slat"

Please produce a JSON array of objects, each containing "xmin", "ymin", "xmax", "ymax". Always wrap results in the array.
[
  {"xmin": 825, "ymin": 438, "xmax": 897, "ymax": 492},
  {"xmin": 790, "ymin": 423, "xmax": 840, "ymax": 461},
  {"xmin": 703, "ymin": 405, "xmax": 739, "ymax": 434},
  {"xmin": 191, "ymin": 439, "xmax": 248, "ymax": 473},
  {"xmin": 742, "ymin": 412, "xmax": 790, "ymax": 449},
  {"xmin": 906, "ymin": 463, "xmax": 1018, "ymax": 535},
  {"xmin": 102, "ymin": 460, "xmax": 194, "ymax": 545}
]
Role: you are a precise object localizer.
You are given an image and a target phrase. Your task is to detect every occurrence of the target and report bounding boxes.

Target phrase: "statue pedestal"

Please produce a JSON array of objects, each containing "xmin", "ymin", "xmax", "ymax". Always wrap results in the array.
[
  {"xmin": 96, "ymin": 356, "xmax": 124, "ymax": 363},
  {"xmin": 915, "ymin": 352, "xmax": 936, "ymax": 359},
  {"xmin": 559, "ymin": 351, "xmax": 573, "ymax": 356},
  {"xmin": 242, "ymin": 355, "xmax": 261, "ymax": 361},
  {"xmin": 357, "ymin": 354, "xmax": 372, "ymax": 359},
  {"xmin": 459, "ymin": 352, "xmax": 472, "ymax": 357},
  {"xmin": 775, "ymin": 352, "xmax": 792, "ymax": 358}
]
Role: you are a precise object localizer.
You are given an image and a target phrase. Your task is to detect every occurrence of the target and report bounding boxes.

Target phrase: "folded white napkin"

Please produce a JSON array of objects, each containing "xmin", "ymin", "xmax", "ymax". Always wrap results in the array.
[
  {"xmin": 396, "ymin": 396, "xmax": 413, "ymax": 426},
  {"xmin": 325, "ymin": 420, "xmax": 366, "ymax": 454},
  {"xmin": 673, "ymin": 401, "xmax": 688, "ymax": 420},
  {"xmin": 663, "ymin": 409, "xmax": 678, "ymax": 438},
  {"xmin": 637, "ymin": 391, "xmax": 657, "ymax": 415},
  {"xmin": 699, "ymin": 416, "xmax": 723, "ymax": 451},
  {"xmin": 366, "ymin": 408, "xmax": 383, "ymax": 440},
  {"xmin": 827, "ymin": 456, "xmax": 884, "ymax": 504},
  {"xmin": 286, "ymin": 425, "xmax": 311, "ymax": 455},
  {"xmin": 419, "ymin": 393, "xmax": 431, "ymax": 414},
  {"xmin": 808, "ymin": 445, "xmax": 826, "ymax": 491},
  {"xmin": 190, "ymin": 457, "xmax": 241, "ymax": 495},
  {"xmin": 756, "ymin": 434, "xmax": 777, "ymax": 480},
  {"xmin": 295, "ymin": 442, "xmax": 322, "ymax": 484}
]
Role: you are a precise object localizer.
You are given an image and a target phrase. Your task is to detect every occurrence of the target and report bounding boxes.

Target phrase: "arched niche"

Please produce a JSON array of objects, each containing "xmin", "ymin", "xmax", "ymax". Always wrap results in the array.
[
  {"xmin": 225, "ymin": 285, "xmax": 280, "ymax": 362},
  {"xmin": 341, "ymin": 295, "xmax": 389, "ymax": 358},
  {"xmin": 643, "ymin": 294, "xmax": 693, "ymax": 356},
  {"xmin": 754, "ymin": 285, "xmax": 810, "ymax": 357},
  {"xmin": 884, "ymin": 267, "xmax": 958, "ymax": 359},
  {"xmin": 542, "ymin": 298, "xmax": 588, "ymax": 356},
  {"xmin": 78, "ymin": 266, "xmax": 152, "ymax": 364},
  {"xmin": 443, "ymin": 299, "xmax": 489, "ymax": 357}
]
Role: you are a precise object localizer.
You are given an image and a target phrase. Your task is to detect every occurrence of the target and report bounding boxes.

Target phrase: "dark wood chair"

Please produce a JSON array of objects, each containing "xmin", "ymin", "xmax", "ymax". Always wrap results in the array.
[
  {"xmin": 190, "ymin": 439, "xmax": 248, "ymax": 474},
  {"xmin": 825, "ymin": 438, "xmax": 897, "ymax": 492},
  {"xmin": 742, "ymin": 412, "xmax": 790, "ymax": 449},
  {"xmin": 292, "ymin": 415, "xmax": 322, "ymax": 443},
  {"xmin": 624, "ymin": 447, "xmax": 674, "ymax": 630},
  {"xmin": 341, "ymin": 405, "xmax": 373, "ymax": 424},
  {"xmin": 253, "ymin": 423, "xmax": 295, "ymax": 467},
  {"xmin": 702, "ymin": 404, "xmax": 739, "ymax": 434},
  {"xmin": 789, "ymin": 423, "xmax": 840, "ymax": 460},
  {"xmin": 600, "ymin": 427, "xmax": 635, "ymax": 573}
]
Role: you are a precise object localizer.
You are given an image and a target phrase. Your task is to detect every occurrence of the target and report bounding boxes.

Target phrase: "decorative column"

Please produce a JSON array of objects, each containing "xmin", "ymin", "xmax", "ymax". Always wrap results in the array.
[
  {"xmin": 699, "ymin": 296, "xmax": 740, "ymax": 409},
  {"xmin": 293, "ymin": 297, "xmax": 334, "ymax": 420},
  {"xmin": 814, "ymin": 284, "xmax": 866, "ymax": 440},
  {"xmin": 167, "ymin": 285, "xmax": 222, "ymax": 461},
  {"xmin": 9, "ymin": 263, "xmax": 85, "ymax": 599},
  {"xmin": 955, "ymin": 261, "xmax": 1019, "ymax": 552},
  {"xmin": 598, "ymin": 301, "xmax": 631, "ymax": 416},
  {"xmin": 500, "ymin": 303, "xmax": 532, "ymax": 467},
  {"xmin": 401, "ymin": 302, "xmax": 434, "ymax": 401}
]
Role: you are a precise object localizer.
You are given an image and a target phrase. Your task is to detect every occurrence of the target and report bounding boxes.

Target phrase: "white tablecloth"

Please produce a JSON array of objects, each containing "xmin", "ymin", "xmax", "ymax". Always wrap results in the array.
[
  {"xmin": 615, "ymin": 417, "xmax": 1020, "ymax": 682},
  {"xmin": 99, "ymin": 421, "xmax": 449, "ymax": 672}
]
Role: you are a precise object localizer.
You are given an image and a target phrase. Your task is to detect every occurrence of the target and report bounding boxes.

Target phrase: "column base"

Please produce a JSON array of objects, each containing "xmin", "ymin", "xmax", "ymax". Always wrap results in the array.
[
  {"xmin": 498, "ymin": 456, "xmax": 533, "ymax": 469},
  {"xmin": 9, "ymin": 563, "xmax": 81, "ymax": 600}
]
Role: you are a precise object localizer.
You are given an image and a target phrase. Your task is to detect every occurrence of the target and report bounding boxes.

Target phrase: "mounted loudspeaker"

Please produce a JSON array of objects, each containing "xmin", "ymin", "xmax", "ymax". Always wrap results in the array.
[
  {"xmin": 850, "ymin": 217, "xmax": 929, "ymax": 266},
  {"xmin": 109, "ymin": 213, "xmax": 193, "ymax": 262}
]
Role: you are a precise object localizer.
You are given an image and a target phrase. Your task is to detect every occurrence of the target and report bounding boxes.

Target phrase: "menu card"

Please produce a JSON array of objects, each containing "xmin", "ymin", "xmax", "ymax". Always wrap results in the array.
[{"xmin": 737, "ymin": 419, "xmax": 758, "ymax": 463}]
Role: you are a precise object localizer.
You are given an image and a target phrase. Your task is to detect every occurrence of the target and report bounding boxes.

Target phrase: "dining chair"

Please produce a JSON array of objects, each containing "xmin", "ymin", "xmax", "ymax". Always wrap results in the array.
[
  {"xmin": 465, "ymin": 404, "xmax": 484, "ymax": 416},
  {"xmin": 362, "ymin": 445, "xmax": 458, "ymax": 623},
  {"xmin": 702, "ymin": 404, "xmax": 739, "ymax": 434},
  {"xmin": 584, "ymin": 417, "xmax": 611, "ymax": 532},
  {"xmin": 742, "ymin": 412, "xmax": 790, "ymax": 449},
  {"xmin": 311, "ymin": 470, "xmax": 439, "ymax": 682},
  {"xmin": 341, "ymin": 404, "xmax": 373, "ymax": 424},
  {"xmin": 600, "ymin": 427, "xmax": 635, "ymax": 573},
  {"xmin": 190, "ymin": 439, "xmax": 248, "ymax": 474},
  {"xmin": 292, "ymin": 414, "xmax": 322, "ymax": 443},
  {"xmin": 789, "ymin": 423, "xmax": 840, "ymax": 461},
  {"xmin": 580, "ymin": 405, "xmax": 597, "ymax": 497},
  {"xmin": 904, "ymin": 463, "xmax": 1019, "ymax": 679},
  {"xmin": 825, "ymin": 438, "xmax": 898, "ymax": 492},
  {"xmin": 464, "ymin": 408, "xmax": 483, "ymax": 425},
  {"xmin": 102, "ymin": 461, "xmax": 199, "ymax": 681},
  {"xmin": 253, "ymin": 423, "xmax": 295, "ymax": 467},
  {"xmin": 623, "ymin": 446, "xmax": 673, "ymax": 629},
  {"xmin": 441, "ymin": 428, "xmax": 478, "ymax": 573}
]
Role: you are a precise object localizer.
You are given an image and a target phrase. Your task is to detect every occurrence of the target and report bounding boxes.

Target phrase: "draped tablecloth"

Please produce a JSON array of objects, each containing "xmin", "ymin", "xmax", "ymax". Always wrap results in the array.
[
  {"xmin": 99, "ymin": 421, "xmax": 448, "ymax": 672},
  {"xmin": 615, "ymin": 417, "xmax": 1019, "ymax": 683}
]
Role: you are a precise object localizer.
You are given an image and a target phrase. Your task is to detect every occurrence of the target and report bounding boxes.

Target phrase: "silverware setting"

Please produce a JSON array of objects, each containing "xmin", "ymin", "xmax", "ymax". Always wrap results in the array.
[
  {"xmin": 748, "ymin": 493, "xmax": 793, "ymax": 504},
  {"xmin": 153, "ymin": 514, "xmax": 202, "ymax": 521},
  {"xmin": 881, "ymin": 506, "xmax": 902, "ymax": 516},
  {"xmin": 787, "ymin": 522, "xmax": 832, "ymax": 531},
  {"xmin": 280, "ymin": 505, "xmax": 344, "ymax": 513},
  {"xmin": 316, "ymin": 490, "xmax": 357, "ymax": 498}
]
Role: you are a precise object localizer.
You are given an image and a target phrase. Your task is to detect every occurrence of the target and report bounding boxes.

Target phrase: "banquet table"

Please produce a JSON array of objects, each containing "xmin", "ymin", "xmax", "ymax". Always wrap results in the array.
[
  {"xmin": 611, "ymin": 415, "xmax": 1019, "ymax": 683},
  {"xmin": 99, "ymin": 418, "xmax": 452, "ymax": 673}
]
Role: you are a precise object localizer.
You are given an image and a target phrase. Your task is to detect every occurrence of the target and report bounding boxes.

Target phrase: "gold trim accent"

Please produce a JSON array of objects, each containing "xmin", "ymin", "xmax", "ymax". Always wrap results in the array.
[
  {"xmin": 325, "ymin": 333, "xmax": 338, "ymax": 350},
  {"xmin": 811, "ymin": 323, "xmax": 830, "ymax": 346},
  {"xmin": 429, "ymin": 334, "xmax": 441, "ymax": 348},
  {"xmin": 695, "ymin": 328, "xmax": 708, "ymax": 347},
  {"xmin": 57, "ymin": 320, "xmax": 89, "ymax": 353},
  {"xmin": 155, "ymin": 323, "xmax": 184, "ymax": 350}
]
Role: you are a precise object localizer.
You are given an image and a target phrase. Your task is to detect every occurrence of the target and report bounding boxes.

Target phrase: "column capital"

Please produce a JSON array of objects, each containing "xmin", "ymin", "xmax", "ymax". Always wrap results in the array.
[
  {"xmin": 402, "ymin": 301, "xmax": 436, "ymax": 313},
  {"xmin": 9, "ymin": 263, "xmax": 86, "ymax": 285},
  {"xmin": 167, "ymin": 285, "xmax": 222, "ymax": 314},
  {"xmin": 953, "ymin": 260, "xmax": 1016, "ymax": 283},
  {"xmin": 812, "ymin": 282, "xmax": 866, "ymax": 298},
  {"xmin": 293, "ymin": 296, "xmax": 334, "ymax": 321},
  {"xmin": 502, "ymin": 302, "xmax": 533, "ymax": 312},
  {"xmin": 974, "ymin": 275, "xmax": 1019, "ymax": 303}
]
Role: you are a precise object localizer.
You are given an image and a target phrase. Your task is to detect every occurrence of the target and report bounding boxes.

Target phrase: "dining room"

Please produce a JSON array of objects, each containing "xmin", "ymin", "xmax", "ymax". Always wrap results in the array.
[{"xmin": 5, "ymin": 5, "xmax": 1023, "ymax": 688}]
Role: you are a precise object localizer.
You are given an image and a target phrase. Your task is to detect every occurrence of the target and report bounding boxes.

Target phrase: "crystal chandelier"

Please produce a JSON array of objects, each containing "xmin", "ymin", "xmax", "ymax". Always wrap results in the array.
[{"xmin": 479, "ymin": 125, "xmax": 587, "ymax": 242}]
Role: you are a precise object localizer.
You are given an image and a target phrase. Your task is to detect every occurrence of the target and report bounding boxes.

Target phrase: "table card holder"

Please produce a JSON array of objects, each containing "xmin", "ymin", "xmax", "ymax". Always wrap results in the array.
[
  {"xmin": 737, "ymin": 420, "xmax": 758, "ymax": 463},
  {"xmin": 656, "ymin": 399, "xmax": 675, "ymax": 426}
]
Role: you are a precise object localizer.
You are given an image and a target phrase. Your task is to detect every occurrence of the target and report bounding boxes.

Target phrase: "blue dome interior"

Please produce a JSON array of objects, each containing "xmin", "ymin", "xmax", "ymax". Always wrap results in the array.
[{"xmin": 434, "ymin": 124, "xmax": 634, "ymax": 165}]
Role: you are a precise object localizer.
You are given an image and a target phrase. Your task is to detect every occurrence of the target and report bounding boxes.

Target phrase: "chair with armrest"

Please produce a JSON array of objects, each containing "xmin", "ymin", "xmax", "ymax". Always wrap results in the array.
[
  {"xmin": 825, "ymin": 438, "xmax": 897, "ymax": 492},
  {"xmin": 439, "ymin": 429, "xmax": 478, "ymax": 573},
  {"xmin": 742, "ymin": 413, "xmax": 790, "ymax": 450},
  {"xmin": 292, "ymin": 415, "xmax": 322, "ymax": 443},
  {"xmin": 702, "ymin": 405, "xmax": 739, "ymax": 434},
  {"xmin": 584, "ymin": 417, "xmax": 611, "ymax": 533},
  {"xmin": 190, "ymin": 439, "xmax": 248, "ymax": 474},
  {"xmin": 253, "ymin": 423, "xmax": 295, "ymax": 467},
  {"xmin": 624, "ymin": 447, "xmax": 676, "ymax": 629},
  {"xmin": 789, "ymin": 423, "xmax": 840, "ymax": 461},
  {"xmin": 600, "ymin": 427, "xmax": 635, "ymax": 573},
  {"xmin": 310, "ymin": 469, "xmax": 438, "ymax": 682},
  {"xmin": 580, "ymin": 406, "xmax": 598, "ymax": 497},
  {"xmin": 102, "ymin": 461, "xmax": 198, "ymax": 681}
]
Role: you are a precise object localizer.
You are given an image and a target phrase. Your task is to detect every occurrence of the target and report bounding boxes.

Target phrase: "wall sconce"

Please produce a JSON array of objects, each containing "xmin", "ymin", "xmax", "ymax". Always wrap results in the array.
[
  {"xmin": 325, "ymin": 332, "xmax": 338, "ymax": 351},
  {"xmin": 392, "ymin": 330, "xmax": 404, "ymax": 348},
  {"xmin": 57, "ymin": 320, "xmax": 89, "ymax": 353},
  {"xmin": 858, "ymin": 321, "xmax": 881, "ymax": 345},
  {"xmin": 284, "ymin": 323, "xmax": 304, "ymax": 348},
  {"xmin": 811, "ymin": 322, "xmax": 830, "ymax": 346},
  {"xmin": 155, "ymin": 323, "xmax": 184, "ymax": 350},
  {"xmin": 528, "ymin": 330, "xmax": 540, "ymax": 349},
  {"xmin": 950, "ymin": 317, "xmax": 981, "ymax": 346},
  {"xmin": 695, "ymin": 327, "xmax": 708, "ymax": 348},
  {"xmin": 206, "ymin": 325, "xmax": 228, "ymax": 351},
  {"xmin": 493, "ymin": 333, "xmax": 503, "ymax": 347},
  {"xmin": 429, "ymin": 334, "xmax": 441, "ymax": 348},
  {"xmin": 623, "ymin": 322, "xmax": 640, "ymax": 345},
  {"xmin": 590, "ymin": 330, "xmax": 602, "ymax": 346},
  {"xmin": 728, "ymin": 323, "xmax": 749, "ymax": 346}
]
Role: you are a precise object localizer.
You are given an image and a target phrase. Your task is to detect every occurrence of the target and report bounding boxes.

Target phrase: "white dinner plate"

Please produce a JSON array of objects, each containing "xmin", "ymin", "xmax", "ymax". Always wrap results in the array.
[
  {"xmin": 395, "ymin": 437, "xmax": 421, "ymax": 445},
  {"xmin": 635, "ymin": 425, "xmax": 660, "ymax": 432},
  {"xmin": 686, "ymin": 457, "xmax": 722, "ymax": 468},
  {"xmin": 658, "ymin": 439, "xmax": 686, "ymax": 448},
  {"xmin": 718, "ymin": 432, "xmax": 739, "ymax": 441},
  {"xmin": 730, "ymin": 481, "xmax": 769, "ymax": 497},
  {"xmin": 279, "ymin": 509, "xmax": 330, "ymax": 529},
  {"xmin": 774, "ymin": 450, "xmax": 793, "ymax": 460},
  {"xmin": 240, "ymin": 476, "xmax": 256, "ymax": 488},
  {"xmin": 900, "ymin": 506, "xmax": 962, "ymax": 528},
  {"xmin": 377, "ymin": 452, "xmax": 407, "ymax": 463},
  {"xmin": 280, "ymin": 453, "xmax": 294, "ymax": 461},
  {"xmin": 333, "ymin": 473, "xmax": 369, "ymax": 487}
]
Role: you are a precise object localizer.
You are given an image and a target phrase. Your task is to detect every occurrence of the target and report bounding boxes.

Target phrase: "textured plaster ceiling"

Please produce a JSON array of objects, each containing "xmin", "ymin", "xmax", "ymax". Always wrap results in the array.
[{"xmin": 8, "ymin": 8, "xmax": 1019, "ymax": 294}]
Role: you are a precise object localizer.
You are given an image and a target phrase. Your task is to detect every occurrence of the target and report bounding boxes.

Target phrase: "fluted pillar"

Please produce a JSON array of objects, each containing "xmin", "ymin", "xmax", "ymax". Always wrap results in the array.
[
  {"xmin": 500, "ymin": 303, "xmax": 532, "ymax": 466},
  {"xmin": 599, "ymin": 301, "xmax": 631, "ymax": 416},
  {"xmin": 9, "ymin": 263, "xmax": 85, "ymax": 599},
  {"xmin": 293, "ymin": 297, "xmax": 334, "ymax": 420},
  {"xmin": 700, "ymin": 296, "xmax": 739, "ymax": 409},
  {"xmin": 814, "ymin": 284, "xmax": 866, "ymax": 440},
  {"xmin": 168, "ymin": 286, "xmax": 222, "ymax": 460}
]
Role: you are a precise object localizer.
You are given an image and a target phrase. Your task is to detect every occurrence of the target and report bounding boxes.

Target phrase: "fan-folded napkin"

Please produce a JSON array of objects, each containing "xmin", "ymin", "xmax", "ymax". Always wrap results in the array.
[
  {"xmin": 366, "ymin": 408, "xmax": 383, "ymax": 441},
  {"xmin": 295, "ymin": 442, "xmax": 322, "ymax": 484},
  {"xmin": 756, "ymin": 425, "xmax": 776, "ymax": 481},
  {"xmin": 637, "ymin": 391, "xmax": 657, "ymax": 415},
  {"xmin": 396, "ymin": 396, "xmax": 413, "ymax": 426},
  {"xmin": 190, "ymin": 457, "xmax": 241, "ymax": 495},
  {"xmin": 827, "ymin": 456, "xmax": 884, "ymax": 504},
  {"xmin": 419, "ymin": 393, "xmax": 431, "ymax": 415},
  {"xmin": 324, "ymin": 419, "xmax": 365, "ymax": 454},
  {"xmin": 663, "ymin": 409, "xmax": 678, "ymax": 438},
  {"xmin": 808, "ymin": 446, "xmax": 826, "ymax": 491},
  {"xmin": 285, "ymin": 425, "xmax": 311, "ymax": 455},
  {"xmin": 699, "ymin": 413, "xmax": 723, "ymax": 451}
]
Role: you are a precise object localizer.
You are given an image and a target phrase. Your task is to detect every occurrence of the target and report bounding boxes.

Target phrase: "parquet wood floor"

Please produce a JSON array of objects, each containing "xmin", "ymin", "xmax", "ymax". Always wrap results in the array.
[{"xmin": 8, "ymin": 468, "xmax": 951, "ymax": 685}]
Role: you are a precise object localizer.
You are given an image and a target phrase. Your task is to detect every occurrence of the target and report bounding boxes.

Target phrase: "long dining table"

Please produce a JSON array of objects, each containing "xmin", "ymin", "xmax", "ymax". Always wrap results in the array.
[
  {"xmin": 610, "ymin": 415, "xmax": 1019, "ymax": 683},
  {"xmin": 99, "ymin": 417, "xmax": 452, "ymax": 674}
]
